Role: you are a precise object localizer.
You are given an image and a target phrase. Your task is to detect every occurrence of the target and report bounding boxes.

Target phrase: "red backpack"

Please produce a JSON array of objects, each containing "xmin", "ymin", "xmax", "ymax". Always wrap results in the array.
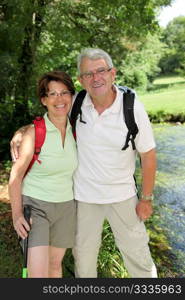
[{"xmin": 24, "ymin": 116, "xmax": 46, "ymax": 176}]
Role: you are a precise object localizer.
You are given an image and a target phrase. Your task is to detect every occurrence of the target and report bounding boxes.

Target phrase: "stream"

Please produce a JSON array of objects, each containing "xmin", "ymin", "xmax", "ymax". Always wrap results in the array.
[{"xmin": 153, "ymin": 123, "xmax": 185, "ymax": 277}]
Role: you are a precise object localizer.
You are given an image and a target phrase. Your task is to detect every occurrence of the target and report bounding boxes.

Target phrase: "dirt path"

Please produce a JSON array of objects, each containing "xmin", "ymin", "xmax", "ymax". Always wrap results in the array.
[
  {"xmin": 0, "ymin": 184, "xmax": 10, "ymax": 203},
  {"xmin": 0, "ymin": 184, "xmax": 11, "ymax": 224}
]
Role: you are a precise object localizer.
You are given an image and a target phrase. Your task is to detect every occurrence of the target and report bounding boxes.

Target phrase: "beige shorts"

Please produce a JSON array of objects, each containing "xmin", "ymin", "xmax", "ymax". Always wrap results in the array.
[{"xmin": 22, "ymin": 195, "xmax": 76, "ymax": 248}]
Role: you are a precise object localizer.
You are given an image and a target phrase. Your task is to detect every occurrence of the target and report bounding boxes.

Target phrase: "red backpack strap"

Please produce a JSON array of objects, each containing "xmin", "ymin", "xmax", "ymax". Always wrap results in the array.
[{"xmin": 25, "ymin": 116, "xmax": 46, "ymax": 176}]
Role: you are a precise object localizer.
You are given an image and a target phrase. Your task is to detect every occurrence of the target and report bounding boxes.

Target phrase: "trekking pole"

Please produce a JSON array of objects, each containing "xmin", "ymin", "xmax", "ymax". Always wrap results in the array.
[{"xmin": 22, "ymin": 205, "xmax": 31, "ymax": 278}]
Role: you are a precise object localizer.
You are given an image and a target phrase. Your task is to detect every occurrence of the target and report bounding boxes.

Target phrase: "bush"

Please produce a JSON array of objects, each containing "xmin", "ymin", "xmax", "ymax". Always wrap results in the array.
[
  {"xmin": 148, "ymin": 111, "xmax": 185, "ymax": 123},
  {"xmin": 117, "ymin": 68, "xmax": 148, "ymax": 90},
  {"xmin": 0, "ymin": 95, "xmax": 45, "ymax": 161}
]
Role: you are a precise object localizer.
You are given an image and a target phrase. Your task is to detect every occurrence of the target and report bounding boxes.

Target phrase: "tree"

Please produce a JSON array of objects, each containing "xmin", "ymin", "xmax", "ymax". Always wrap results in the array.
[
  {"xmin": 116, "ymin": 33, "xmax": 164, "ymax": 89},
  {"xmin": 0, "ymin": 0, "xmax": 49, "ymax": 158},
  {"xmin": 159, "ymin": 16, "xmax": 185, "ymax": 75},
  {"xmin": 0, "ymin": 0, "xmax": 49, "ymax": 126},
  {"xmin": 0, "ymin": 0, "xmax": 173, "ymax": 159}
]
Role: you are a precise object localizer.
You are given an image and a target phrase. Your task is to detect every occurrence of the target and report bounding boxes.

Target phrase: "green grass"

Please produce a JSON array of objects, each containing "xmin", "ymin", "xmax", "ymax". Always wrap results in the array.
[
  {"xmin": 138, "ymin": 75, "xmax": 185, "ymax": 115},
  {"xmin": 0, "ymin": 202, "xmax": 23, "ymax": 278},
  {"xmin": 153, "ymin": 75, "xmax": 185, "ymax": 85}
]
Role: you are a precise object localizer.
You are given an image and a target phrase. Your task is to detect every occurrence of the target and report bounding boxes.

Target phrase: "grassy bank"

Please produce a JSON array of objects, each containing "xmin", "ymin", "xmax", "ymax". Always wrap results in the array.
[{"xmin": 138, "ymin": 75, "xmax": 185, "ymax": 123}]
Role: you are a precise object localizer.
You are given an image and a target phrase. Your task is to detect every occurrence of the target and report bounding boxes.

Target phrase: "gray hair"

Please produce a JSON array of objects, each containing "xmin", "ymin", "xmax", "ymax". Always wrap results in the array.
[{"xmin": 77, "ymin": 48, "xmax": 114, "ymax": 74}]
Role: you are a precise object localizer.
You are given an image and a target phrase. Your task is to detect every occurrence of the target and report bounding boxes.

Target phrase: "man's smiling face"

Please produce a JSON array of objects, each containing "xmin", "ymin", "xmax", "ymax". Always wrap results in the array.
[{"xmin": 78, "ymin": 58, "xmax": 116, "ymax": 100}]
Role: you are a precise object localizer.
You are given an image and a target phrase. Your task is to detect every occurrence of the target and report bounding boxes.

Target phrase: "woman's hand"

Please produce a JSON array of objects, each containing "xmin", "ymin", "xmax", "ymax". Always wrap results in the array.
[{"xmin": 13, "ymin": 213, "xmax": 31, "ymax": 240}]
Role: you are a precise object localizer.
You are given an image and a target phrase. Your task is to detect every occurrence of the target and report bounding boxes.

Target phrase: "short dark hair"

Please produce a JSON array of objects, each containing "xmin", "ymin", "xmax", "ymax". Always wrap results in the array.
[{"xmin": 37, "ymin": 70, "xmax": 75, "ymax": 102}]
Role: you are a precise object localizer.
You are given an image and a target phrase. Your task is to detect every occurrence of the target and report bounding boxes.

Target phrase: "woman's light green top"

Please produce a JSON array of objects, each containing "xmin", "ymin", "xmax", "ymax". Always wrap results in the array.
[{"xmin": 22, "ymin": 113, "xmax": 78, "ymax": 203}]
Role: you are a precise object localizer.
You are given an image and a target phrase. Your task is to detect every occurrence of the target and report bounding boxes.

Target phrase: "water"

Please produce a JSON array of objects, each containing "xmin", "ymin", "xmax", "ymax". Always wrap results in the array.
[{"xmin": 153, "ymin": 124, "xmax": 185, "ymax": 277}]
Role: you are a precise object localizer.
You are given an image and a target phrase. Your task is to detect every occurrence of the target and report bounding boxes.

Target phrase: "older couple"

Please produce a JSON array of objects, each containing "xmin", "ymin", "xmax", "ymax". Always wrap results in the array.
[{"xmin": 9, "ymin": 48, "xmax": 157, "ymax": 278}]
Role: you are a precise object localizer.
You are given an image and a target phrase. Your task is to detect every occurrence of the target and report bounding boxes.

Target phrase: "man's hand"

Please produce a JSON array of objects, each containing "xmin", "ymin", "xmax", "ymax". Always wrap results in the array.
[
  {"xmin": 136, "ymin": 200, "xmax": 153, "ymax": 221},
  {"xmin": 10, "ymin": 125, "xmax": 31, "ymax": 161}
]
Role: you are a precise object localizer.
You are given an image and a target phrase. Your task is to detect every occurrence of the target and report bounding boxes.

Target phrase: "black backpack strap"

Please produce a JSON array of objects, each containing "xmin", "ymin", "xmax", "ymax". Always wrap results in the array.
[
  {"xmin": 121, "ymin": 88, "xmax": 139, "ymax": 150},
  {"xmin": 70, "ymin": 90, "xmax": 87, "ymax": 138}
]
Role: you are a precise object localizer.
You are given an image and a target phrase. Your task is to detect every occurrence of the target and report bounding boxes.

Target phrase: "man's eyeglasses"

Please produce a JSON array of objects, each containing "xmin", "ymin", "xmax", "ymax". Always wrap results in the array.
[
  {"xmin": 46, "ymin": 90, "xmax": 71, "ymax": 98},
  {"xmin": 80, "ymin": 67, "xmax": 112, "ymax": 80}
]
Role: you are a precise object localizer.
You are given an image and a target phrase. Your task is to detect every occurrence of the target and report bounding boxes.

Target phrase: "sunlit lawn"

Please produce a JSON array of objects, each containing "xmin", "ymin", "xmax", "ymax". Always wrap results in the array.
[
  {"xmin": 137, "ymin": 75, "xmax": 185, "ymax": 114},
  {"xmin": 153, "ymin": 75, "xmax": 185, "ymax": 85}
]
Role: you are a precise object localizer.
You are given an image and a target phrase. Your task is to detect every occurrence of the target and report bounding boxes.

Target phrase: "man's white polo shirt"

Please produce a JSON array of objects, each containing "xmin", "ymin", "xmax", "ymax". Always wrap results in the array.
[{"xmin": 73, "ymin": 86, "xmax": 156, "ymax": 204}]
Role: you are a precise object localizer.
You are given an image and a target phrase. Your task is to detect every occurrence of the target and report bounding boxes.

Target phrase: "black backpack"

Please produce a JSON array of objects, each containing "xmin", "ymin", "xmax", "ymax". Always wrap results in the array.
[{"xmin": 70, "ymin": 86, "xmax": 139, "ymax": 150}]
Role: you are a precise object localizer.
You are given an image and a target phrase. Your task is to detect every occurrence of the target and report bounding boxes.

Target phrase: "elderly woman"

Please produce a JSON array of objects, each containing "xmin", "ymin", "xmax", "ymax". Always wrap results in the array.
[{"xmin": 8, "ymin": 70, "xmax": 78, "ymax": 278}]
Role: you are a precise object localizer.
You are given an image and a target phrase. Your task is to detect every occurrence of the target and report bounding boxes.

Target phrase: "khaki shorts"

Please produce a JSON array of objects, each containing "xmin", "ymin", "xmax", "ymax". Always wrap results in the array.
[{"xmin": 22, "ymin": 195, "xmax": 76, "ymax": 248}]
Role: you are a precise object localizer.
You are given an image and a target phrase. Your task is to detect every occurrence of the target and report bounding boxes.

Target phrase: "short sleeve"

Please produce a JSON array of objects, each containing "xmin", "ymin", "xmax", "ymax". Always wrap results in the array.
[{"xmin": 134, "ymin": 96, "xmax": 156, "ymax": 153}]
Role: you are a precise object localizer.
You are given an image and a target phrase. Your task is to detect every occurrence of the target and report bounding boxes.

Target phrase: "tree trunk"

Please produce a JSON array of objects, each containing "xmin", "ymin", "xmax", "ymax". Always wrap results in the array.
[{"xmin": 13, "ymin": 0, "xmax": 47, "ymax": 126}]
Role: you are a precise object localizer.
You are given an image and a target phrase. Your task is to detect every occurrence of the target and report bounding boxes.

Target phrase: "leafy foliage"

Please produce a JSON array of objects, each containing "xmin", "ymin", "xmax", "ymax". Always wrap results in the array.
[
  {"xmin": 0, "ymin": 0, "xmax": 173, "ymax": 158},
  {"xmin": 159, "ymin": 16, "xmax": 185, "ymax": 76}
]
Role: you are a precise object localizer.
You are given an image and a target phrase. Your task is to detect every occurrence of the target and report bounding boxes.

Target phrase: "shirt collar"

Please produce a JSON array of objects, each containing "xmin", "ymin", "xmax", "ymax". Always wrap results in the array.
[
  {"xmin": 83, "ymin": 85, "xmax": 122, "ymax": 114},
  {"xmin": 44, "ymin": 112, "xmax": 71, "ymax": 132}
]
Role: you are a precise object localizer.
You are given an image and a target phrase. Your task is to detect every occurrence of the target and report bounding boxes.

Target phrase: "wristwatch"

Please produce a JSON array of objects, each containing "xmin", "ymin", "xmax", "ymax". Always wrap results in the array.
[{"xmin": 141, "ymin": 194, "xmax": 154, "ymax": 201}]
